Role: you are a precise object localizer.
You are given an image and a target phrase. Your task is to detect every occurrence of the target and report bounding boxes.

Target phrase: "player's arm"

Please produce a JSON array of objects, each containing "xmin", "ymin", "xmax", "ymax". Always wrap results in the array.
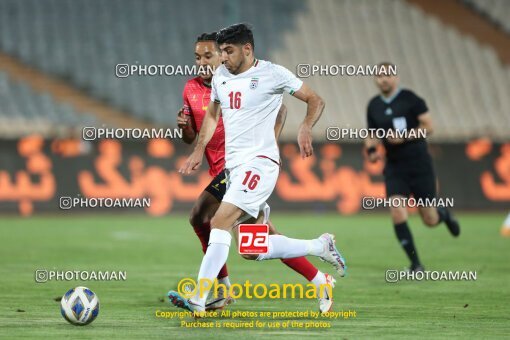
[
  {"xmin": 417, "ymin": 112, "xmax": 433, "ymax": 135},
  {"xmin": 365, "ymin": 106, "xmax": 381, "ymax": 162},
  {"xmin": 177, "ymin": 106, "xmax": 197, "ymax": 144},
  {"xmin": 274, "ymin": 104, "xmax": 287, "ymax": 141},
  {"xmin": 365, "ymin": 137, "xmax": 381, "ymax": 163},
  {"xmin": 178, "ymin": 87, "xmax": 197, "ymax": 144},
  {"xmin": 179, "ymin": 101, "xmax": 221, "ymax": 174},
  {"xmin": 291, "ymin": 83, "xmax": 325, "ymax": 158}
]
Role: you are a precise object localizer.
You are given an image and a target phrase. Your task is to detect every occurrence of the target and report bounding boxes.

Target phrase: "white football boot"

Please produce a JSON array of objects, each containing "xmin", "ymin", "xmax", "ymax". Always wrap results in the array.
[
  {"xmin": 205, "ymin": 284, "xmax": 235, "ymax": 311},
  {"xmin": 318, "ymin": 233, "xmax": 347, "ymax": 277},
  {"xmin": 318, "ymin": 273, "xmax": 336, "ymax": 314}
]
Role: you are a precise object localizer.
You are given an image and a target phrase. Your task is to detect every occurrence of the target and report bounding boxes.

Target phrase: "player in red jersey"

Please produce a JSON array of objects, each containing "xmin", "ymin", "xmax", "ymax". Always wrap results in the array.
[{"xmin": 175, "ymin": 32, "xmax": 335, "ymax": 313}]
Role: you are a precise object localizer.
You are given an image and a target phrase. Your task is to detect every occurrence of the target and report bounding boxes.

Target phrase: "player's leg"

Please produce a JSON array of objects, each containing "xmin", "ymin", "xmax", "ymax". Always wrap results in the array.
[
  {"xmin": 269, "ymin": 222, "xmax": 323, "ymax": 284},
  {"xmin": 233, "ymin": 209, "xmax": 323, "ymax": 285},
  {"xmin": 232, "ymin": 207, "xmax": 336, "ymax": 313},
  {"xmin": 189, "ymin": 201, "xmax": 244, "ymax": 309},
  {"xmin": 168, "ymin": 199, "xmax": 244, "ymax": 313},
  {"xmin": 418, "ymin": 206, "xmax": 459, "ymax": 237},
  {"xmin": 411, "ymin": 173, "xmax": 460, "ymax": 237},
  {"xmin": 501, "ymin": 212, "xmax": 510, "ymax": 237},
  {"xmin": 170, "ymin": 157, "xmax": 346, "ymax": 312},
  {"xmin": 389, "ymin": 195, "xmax": 423, "ymax": 271},
  {"xmin": 202, "ymin": 158, "xmax": 345, "ymax": 297},
  {"xmin": 385, "ymin": 167, "xmax": 423, "ymax": 271},
  {"xmin": 190, "ymin": 170, "xmax": 231, "ymax": 285},
  {"xmin": 237, "ymin": 206, "xmax": 327, "ymax": 288},
  {"xmin": 189, "ymin": 190, "xmax": 230, "ymax": 283},
  {"xmin": 189, "ymin": 189, "xmax": 235, "ymax": 311},
  {"xmin": 268, "ymin": 220, "xmax": 335, "ymax": 313}
]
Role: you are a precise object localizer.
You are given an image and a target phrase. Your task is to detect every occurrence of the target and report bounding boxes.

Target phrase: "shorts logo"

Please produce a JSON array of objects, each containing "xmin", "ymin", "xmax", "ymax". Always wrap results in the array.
[
  {"xmin": 249, "ymin": 77, "xmax": 259, "ymax": 90},
  {"xmin": 238, "ymin": 224, "xmax": 268, "ymax": 254}
]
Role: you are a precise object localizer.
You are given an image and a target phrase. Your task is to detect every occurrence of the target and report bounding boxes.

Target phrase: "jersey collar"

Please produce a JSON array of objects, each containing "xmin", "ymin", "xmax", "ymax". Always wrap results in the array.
[
  {"xmin": 380, "ymin": 87, "xmax": 402, "ymax": 104},
  {"xmin": 228, "ymin": 58, "xmax": 259, "ymax": 77}
]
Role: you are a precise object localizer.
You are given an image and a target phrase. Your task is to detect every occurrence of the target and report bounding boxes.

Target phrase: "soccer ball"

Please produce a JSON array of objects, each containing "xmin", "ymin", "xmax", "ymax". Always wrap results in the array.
[{"xmin": 60, "ymin": 286, "xmax": 100, "ymax": 325}]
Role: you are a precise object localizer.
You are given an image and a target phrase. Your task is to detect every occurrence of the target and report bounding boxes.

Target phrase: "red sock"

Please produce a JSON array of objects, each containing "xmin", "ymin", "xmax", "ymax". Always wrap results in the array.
[
  {"xmin": 193, "ymin": 222, "xmax": 229, "ymax": 279},
  {"xmin": 280, "ymin": 257, "xmax": 318, "ymax": 281}
]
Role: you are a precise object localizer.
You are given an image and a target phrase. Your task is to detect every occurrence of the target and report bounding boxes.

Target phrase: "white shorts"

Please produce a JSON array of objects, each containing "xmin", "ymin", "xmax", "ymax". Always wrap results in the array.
[
  {"xmin": 222, "ymin": 156, "xmax": 279, "ymax": 219},
  {"xmin": 234, "ymin": 202, "xmax": 271, "ymax": 226}
]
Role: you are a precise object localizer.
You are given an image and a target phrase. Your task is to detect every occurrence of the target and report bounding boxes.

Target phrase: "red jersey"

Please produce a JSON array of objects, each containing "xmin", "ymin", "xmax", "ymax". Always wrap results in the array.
[{"xmin": 182, "ymin": 77, "xmax": 226, "ymax": 177}]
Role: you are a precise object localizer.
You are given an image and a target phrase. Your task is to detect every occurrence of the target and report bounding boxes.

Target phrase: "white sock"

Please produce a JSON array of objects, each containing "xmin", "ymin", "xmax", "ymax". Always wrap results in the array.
[
  {"xmin": 257, "ymin": 235, "xmax": 323, "ymax": 260},
  {"xmin": 312, "ymin": 271, "xmax": 331, "ymax": 299},
  {"xmin": 311, "ymin": 270, "xmax": 327, "ymax": 288},
  {"xmin": 218, "ymin": 276, "xmax": 231, "ymax": 288},
  {"xmin": 191, "ymin": 229, "xmax": 231, "ymax": 306},
  {"xmin": 215, "ymin": 276, "xmax": 231, "ymax": 299}
]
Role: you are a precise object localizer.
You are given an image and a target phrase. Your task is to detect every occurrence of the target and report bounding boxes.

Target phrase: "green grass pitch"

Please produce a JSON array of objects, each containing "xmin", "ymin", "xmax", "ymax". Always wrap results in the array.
[{"xmin": 1, "ymin": 212, "xmax": 509, "ymax": 339}]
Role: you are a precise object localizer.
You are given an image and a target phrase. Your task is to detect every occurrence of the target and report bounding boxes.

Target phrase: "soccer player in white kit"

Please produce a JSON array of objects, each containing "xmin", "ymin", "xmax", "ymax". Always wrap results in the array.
[{"xmin": 168, "ymin": 23, "xmax": 346, "ymax": 313}]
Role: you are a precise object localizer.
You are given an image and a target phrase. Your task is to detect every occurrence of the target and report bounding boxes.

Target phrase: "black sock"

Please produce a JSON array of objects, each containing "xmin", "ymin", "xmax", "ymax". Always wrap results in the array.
[
  {"xmin": 436, "ymin": 207, "xmax": 448, "ymax": 225},
  {"xmin": 394, "ymin": 221, "xmax": 421, "ymax": 266}
]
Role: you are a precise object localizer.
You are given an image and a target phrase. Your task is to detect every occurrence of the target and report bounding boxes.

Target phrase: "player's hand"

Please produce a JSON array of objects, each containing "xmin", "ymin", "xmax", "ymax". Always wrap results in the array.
[
  {"xmin": 297, "ymin": 124, "xmax": 313, "ymax": 158},
  {"xmin": 177, "ymin": 107, "xmax": 190, "ymax": 128},
  {"xmin": 179, "ymin": 146, "xmax": 204, "ymax": 175}
]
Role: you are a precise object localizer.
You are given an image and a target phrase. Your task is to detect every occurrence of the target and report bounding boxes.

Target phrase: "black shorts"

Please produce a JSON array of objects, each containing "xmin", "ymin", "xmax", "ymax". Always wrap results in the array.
[
  {"xmin": 204, "ymin": 169, "xmax": 227, "ymax": 202},
  {"xmin": 384, "ymin": 158, "xmax": 436, "ymax": 200}
]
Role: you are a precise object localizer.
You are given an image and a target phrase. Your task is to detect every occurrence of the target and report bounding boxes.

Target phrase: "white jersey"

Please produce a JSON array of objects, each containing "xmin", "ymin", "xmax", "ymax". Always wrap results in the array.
[{"xmin": 210, "ymin": 59, "xmax": 303, "ymax": 169}]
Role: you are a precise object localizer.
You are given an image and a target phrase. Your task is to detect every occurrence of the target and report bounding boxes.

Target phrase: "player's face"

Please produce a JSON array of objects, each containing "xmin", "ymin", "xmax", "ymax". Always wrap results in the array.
[
  {"xmin": 195, "ymin": 41, "xmax": 221, "ymax": 81},
  {"xmin": 375, "ymin": 74, "xmax": 399, "ymax": 96},
  {"xmin": 219, "ymin": 43, "xmax": 250, "ymax": 75}
]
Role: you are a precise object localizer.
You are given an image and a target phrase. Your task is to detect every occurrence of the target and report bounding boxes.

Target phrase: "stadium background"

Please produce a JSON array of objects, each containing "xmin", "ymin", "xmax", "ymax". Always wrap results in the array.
[{"xmin": 0, "ymin": 0, "xmax": 509, "ymax": 215}]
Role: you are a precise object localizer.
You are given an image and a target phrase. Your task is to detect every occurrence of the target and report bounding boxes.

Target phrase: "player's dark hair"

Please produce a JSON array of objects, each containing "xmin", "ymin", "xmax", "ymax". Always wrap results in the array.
[
  {"xmin": 196, "ymin": 32, "xmax": 217, "ymax": 43},
  {"xmin": 378, "ymin": 61, "xmax": 396, "ymax": 68},
  {"xmin": 216, "ymin": 23, "xmax": 254, "ymax": 50},
  {"xmin": 196, "ymin": 32, "xmax": 219, "ymax": 50}
]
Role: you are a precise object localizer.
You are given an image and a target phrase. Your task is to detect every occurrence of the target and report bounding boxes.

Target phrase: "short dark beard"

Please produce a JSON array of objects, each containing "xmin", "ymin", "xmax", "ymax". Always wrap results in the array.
[
  {"xmin": 381, "ymin": 85, "xmax": 394, "ymax": 97},
  {"xmin": 230, "ymin": 59, "xmax": 245, "ymax": 75}
]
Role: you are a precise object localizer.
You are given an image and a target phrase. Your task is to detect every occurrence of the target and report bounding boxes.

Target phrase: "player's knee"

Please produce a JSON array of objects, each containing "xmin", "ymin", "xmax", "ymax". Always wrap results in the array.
[
  {"xmin": 422, "ymin": 214, "xmax": 438, "ymax": 227},
  {"xmin": 241, "ymin": 253, "xmax": 259, "ymax": 260},
  {"xmin": 210, "ymin": 214, "xmax": 233, "ymax": 229},
  {"xmin": 210, "ymin": 215, "xmax": 220, "ymax": 228},
  {"xmin": 189, "ymin": 206, "xmax": 208, "ymax": 227},
  {"xmin": 390, "ymin": 208, "xmax": 407, "ymax": 224}
]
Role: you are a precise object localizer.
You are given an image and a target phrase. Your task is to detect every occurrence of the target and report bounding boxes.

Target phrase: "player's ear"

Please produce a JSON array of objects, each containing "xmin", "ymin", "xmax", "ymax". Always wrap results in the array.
[{"xmin": 243, "ymin": 43, "xmax": 251, "ymax": 56}]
